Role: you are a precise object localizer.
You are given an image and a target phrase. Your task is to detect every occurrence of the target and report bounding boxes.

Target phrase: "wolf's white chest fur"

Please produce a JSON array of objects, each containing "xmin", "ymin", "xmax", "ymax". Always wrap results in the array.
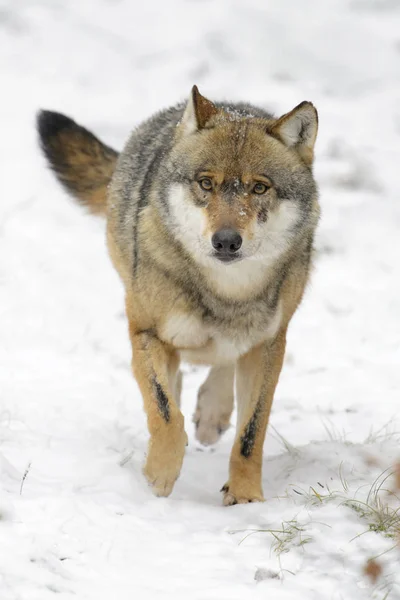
[{"xmin": 160, "ymin": 306, "xmax": 281, "ymax": 365}]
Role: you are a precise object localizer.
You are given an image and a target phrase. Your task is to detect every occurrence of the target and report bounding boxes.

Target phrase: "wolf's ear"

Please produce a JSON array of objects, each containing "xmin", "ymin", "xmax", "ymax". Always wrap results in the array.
[
  {"xmin": 180, "ymin": 85, "xmax": 218, "ymax": 135},
  {"xmin": 269, "ymin": 101, "xmax": 318, "ymax": 166}
]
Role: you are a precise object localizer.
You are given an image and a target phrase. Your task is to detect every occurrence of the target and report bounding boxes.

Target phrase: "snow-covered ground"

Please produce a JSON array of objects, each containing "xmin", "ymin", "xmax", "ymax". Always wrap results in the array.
[{"xmin": 1, "ymin": 0, "xmax": 400, "ymax": 598}]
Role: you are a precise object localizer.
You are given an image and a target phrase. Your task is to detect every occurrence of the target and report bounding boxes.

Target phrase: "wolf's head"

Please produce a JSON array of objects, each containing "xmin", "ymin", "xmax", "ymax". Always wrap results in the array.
[{"xmin": 162, "ymin": 86, "xmax": 319, "ymax": 272}]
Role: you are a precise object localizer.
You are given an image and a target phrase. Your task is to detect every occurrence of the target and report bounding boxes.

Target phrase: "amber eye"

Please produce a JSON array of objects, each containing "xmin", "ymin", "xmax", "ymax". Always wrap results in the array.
[
  {"xmin": 253, "ymin": 182, "xmax": 269, "ymax": 195},
  {"xmin": 199, "ymin": 177, "xmax": 213, "ymax": 191}
]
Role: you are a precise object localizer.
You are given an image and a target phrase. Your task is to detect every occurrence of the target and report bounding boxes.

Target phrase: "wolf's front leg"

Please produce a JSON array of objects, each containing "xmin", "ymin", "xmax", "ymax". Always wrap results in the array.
[
  {"xmin": 222, "ymin": 331, "xmax": 287, "ymax": 506},
  {"xmin": 129, "ymin": 325, "xmax": 187, "ymax": 497}
]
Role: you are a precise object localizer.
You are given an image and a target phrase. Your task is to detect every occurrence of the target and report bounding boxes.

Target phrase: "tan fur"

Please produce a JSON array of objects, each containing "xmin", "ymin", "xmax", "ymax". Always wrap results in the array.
[
  {"xmin": 126, "ymin": 294, "xmax": 187, "ymax": 497},
  {"xmin": 222, "ymin": 332, "xmax": 287, "ymax": 504},
  {"xmin": 56, "ymin": 130, "xmax": 117, "ymax": 214}
]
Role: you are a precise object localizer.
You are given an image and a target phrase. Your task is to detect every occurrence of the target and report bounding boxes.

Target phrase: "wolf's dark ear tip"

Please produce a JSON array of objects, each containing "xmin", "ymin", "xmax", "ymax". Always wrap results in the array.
[{"xmin": 36, "ymin": 110, "xmax": 76, "ymax": 141}]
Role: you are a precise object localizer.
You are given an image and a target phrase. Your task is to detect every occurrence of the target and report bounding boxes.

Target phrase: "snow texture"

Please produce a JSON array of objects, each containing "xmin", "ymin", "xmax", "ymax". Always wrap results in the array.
[{"xmin": 1, "ymin": 0, "xmax": 400, "ymax": 598}]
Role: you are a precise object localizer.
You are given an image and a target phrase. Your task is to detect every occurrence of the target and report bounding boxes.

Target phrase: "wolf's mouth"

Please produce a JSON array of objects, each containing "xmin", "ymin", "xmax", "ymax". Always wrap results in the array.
[{"xmin": 212, "ymin": 252, "xmax": 243, "ymax": 264}]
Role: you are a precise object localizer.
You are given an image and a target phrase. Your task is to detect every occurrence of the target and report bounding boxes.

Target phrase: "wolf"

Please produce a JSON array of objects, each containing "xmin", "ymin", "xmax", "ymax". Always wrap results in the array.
[{"xmin": 37, "ymin": 86, "xmax": 319, "ymax": 505}]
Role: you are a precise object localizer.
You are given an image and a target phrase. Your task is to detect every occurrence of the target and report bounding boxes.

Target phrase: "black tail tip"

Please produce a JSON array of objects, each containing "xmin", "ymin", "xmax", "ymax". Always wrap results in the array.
[{"xmin": 36, "ymin": 110, "xmax": 78, "ymax": 142}]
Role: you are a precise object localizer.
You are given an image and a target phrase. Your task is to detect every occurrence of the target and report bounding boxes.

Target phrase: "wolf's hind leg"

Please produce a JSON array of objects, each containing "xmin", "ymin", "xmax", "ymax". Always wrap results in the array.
[
  {"xmin": 193, "ymin": 365, "xmax": 234, "ymax": 446},
  {"xmin": 128, "ymin": 321, "xmax": 187, "ymax": 497}
]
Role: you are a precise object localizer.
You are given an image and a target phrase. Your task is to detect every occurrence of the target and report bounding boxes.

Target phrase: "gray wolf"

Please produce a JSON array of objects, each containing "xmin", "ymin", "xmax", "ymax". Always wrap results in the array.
[{"xmin": 37, "ymin": 86, "xmax": 319, "ymax": 505}]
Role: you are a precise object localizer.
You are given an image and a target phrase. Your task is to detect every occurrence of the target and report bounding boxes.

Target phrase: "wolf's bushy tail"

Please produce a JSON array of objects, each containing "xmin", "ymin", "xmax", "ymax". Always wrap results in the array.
[{"xmin": 37, "ymin": 111, "xmax": 118, "ymax": 215}]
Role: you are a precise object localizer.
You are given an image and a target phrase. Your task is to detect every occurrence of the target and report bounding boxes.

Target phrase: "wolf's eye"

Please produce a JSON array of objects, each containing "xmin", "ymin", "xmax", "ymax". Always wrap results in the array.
[
  {"xmin": 199, "ymin": 178, "xmax": 213, "ymax": 191},
  {"xmin": 253, "ymin": 182, "xmax": 269, "ymax": 195}
]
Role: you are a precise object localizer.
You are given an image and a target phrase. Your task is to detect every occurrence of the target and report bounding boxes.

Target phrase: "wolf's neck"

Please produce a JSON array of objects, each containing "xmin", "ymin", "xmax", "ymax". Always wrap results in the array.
[{"xmin": 199, "ymin": 256, "xmax": 279, "ymax": 302}]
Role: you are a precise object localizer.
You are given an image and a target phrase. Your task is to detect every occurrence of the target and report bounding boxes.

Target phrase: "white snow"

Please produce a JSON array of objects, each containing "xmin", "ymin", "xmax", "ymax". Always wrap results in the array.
[{"xmin": 1, "ymin": 0, "xmax": 400, "ymax": 598}]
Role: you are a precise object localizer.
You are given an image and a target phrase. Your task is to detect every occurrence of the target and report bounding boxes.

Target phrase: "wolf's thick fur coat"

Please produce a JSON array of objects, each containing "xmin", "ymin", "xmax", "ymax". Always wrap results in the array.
[{"xmin": 38, "ymin": 87, "xmax": 319, "ymax": 504}]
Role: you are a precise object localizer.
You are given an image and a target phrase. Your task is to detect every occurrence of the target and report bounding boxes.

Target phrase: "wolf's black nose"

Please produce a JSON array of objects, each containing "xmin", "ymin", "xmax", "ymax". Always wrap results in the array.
[{"xmin": 212, "ymin": 229, "xmax": 242, "ymax": 254}]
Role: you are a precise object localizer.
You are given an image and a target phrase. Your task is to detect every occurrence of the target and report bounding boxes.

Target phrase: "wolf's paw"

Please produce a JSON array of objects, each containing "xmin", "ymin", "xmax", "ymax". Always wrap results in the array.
[
  {"xmin": 143, "ymin": 431, "xmax": 187, "ymax": 497},
  {"xmin": 220, "ymin": 483, "xmax": 265, "ymax": 506},
  {"xmin": 144, "ymin": 467, "xmax": 179, "ymax": 497},
  {"xmin": 193, "ymin": 406, "xmax": 230, "ymax": 446}
]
